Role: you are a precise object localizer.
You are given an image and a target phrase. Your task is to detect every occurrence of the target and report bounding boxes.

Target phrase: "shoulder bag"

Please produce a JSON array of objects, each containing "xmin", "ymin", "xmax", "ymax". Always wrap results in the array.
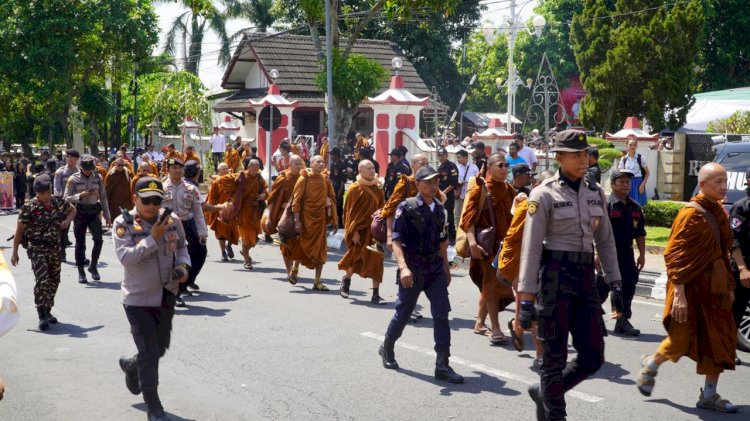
[
  {"xmin": 277, "ymin": 175, "xmax": 307, "ymax": 240},
  {"xmin": 371, "ymin": 178, "xmax": 410, "ymax": 244}
]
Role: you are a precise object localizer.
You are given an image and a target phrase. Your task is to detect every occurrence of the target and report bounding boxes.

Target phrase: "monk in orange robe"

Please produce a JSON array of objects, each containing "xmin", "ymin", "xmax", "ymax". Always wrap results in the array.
[
  {"xmin": 105, "ymin": 157, "xmax": 134, "ymax": 218},
  {"xmin": 206, "ymin": 162, "xmax": 239, "ymax": 261},
  {"xmin": 183, "ymin": 145, "xmax": 201, "ymax": 165},
  {"xmin": 161, "ymin": 144, "xmax": 184, "ymax": 174},
  {"xmin": 292, "ymin": 155, "xmax": 338, "ymax": 290},
  {"xmin": 216, "ymin": 159, "xmax": 267, "ymax": 269},
  {"xmin": 265, "ymin": 155, "xmax": 305, "ymax": 280},
  {"xmin": 319, "ymin": 136, "xmax": 330, "ymax": 168},
  {"xmin": 461, "ymin": 153, "xmax": 515, "ymax": 345},
  {"xmin": 352, "ymin": 133, "xmax": 369, "ymax": 161},
  {"xmin": 131, "ymin": 164, "xmax": 155, "ymax": 196},
  {"xmin": 636, "ymin": 163, "xmax": 737, "ymax": 412},
  {"xmin": 338, "ymin": 160, "xmax": 386, "ymax": 304},
  {"xmin": 239, "ymin": 141, "xmax": 252, "ymax": 166},
  {"xmin": 224, "ymin": 143, "xmax": 241, "ymax": 172},
  {"xmin": 139, "ymin": 153, "xmax": 159, "ymax": 176},
  {"xmin": 380, "ymin": 154, "xmax": 429, "ymax": 250}
]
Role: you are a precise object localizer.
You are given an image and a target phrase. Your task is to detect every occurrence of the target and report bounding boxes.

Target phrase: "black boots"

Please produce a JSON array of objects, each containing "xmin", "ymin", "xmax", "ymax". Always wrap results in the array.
[
  {"xmin": 37, "ymin": 307, "xmax": 49, "ymax": 331},
  {"xmin": 88, "ymin": 261, "xmax": 101, "ymax": 281},
  {"xmin": 614, "ymin": 318, "xmax": 641, "ymax": 337},
  {"xmin": 528, "ymin": 383, "xmax": 546, "ymax": 421},
  {"xmin": 221, "ymin": 250, "xmax": 228, "ymax": 262},
  {"xmin": 340, "ymin": 277, "xmax": 351, "ymax": 298},
  {"xmin": 435, "ymin": 351, "xmax": 464, "ymax": 384},
  {"xmin": 78, "ymin": 266, "xmax": 88, "ymax": 284},
  {"xmin": 379, "ymin": 338, "xmax": 399, "ymax": 370},
  {"xmin": 226, "ymin": 245, "xmax": 235, "ymax": 258},
  {"xmin": 143, "ymin": 388, "xmax": 170, "ymax": 421},
  {"xmin": 119, "ymin": 356, "xmax": 140, "ymax": 395}
]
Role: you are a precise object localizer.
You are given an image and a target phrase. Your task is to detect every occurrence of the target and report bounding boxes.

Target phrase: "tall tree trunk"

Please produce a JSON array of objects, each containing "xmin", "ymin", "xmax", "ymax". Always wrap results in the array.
[
  {"xmin": 604, "ymin": 96, "xmax": 616, "ymax": 135},
  {"xmin": 334, "ymin": 103, "xmax": 357, "ymax": 147},
  {"xmin": 115, "ymin": 90, "xmax": 122, "ymax": 146},
  {"xmin": 187, "ymin": 16, "xmax": 205, "ymax": 76},
  {"xmin": 90, "ymin": 115, "xmax": 99, "ymax": 155}
]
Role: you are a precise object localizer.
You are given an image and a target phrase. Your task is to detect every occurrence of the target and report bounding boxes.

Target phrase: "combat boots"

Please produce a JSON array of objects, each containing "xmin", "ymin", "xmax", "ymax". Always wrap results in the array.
[
  {"xmin": 614, "ymin": 318, "xmax": 641, "ymax": 337},
  {"xmin": 435, "ymin": 351, "xmax": 464, "ymax": 384},
  {"xmin": 143, "ymin": 388, "xmax": 170, "ymax": 421},
  {"xmin": 119, "ymin": 356, "xmax": 141, "ymax": 395},
  {"xmin": 78, "ymin": 266, "xmax": 88, "ymax": 284},
  {"xmin": 88, "ymin": 261, "xmax": 101, "ymax": 281},
  {"xmin": 36, "ymin": 307, "xmax": 49, "ymax": 331},
  {"xmin": 379, "ymin": 337, "xmax": 399, "ymax": 369},
  {"xmin": 45, "ymin": 307, "xmax": 58, "ymax": 324}
]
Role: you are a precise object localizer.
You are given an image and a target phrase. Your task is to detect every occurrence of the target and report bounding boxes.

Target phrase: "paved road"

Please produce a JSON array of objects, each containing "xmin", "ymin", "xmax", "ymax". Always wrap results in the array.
[{"xmin": 0, "ymin": 214, "xmax": 747, "ymax": 420}]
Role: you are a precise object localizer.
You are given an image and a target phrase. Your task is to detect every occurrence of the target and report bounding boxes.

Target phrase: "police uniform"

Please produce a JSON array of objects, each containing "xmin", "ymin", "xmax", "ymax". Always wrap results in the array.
[
  {"xmin": 329, "ymin": 151, "xmax": 348, "ymax": 224},
  {"xmin": 607, "ymin": 169, "xmax": 646, "ymax": 336},
  {"xmin": 384, "ymin": 149, "xmax": 411, "ymax": 201},
  {"xmin": 114, "ymin": 176, "xmax": 189, "ymax": 421},
  {"xmin": 728, "ymin": 170, "xmax": 750, "ymax": 365},
  {"xmin": 380, "ymin": 166, "xmax": 463, "ymax": 384},
  {"xmin": 518, "ymin": 130, "xmax": 622, "ymax": 421},
  {"xmin": 161, "ymin": 158, "xmax": 207, "ymax": 305},
  {"xmin": 64, "ymin": 154, "xmax": 110, "ymax": 283},
  {"xmin": 437, "ymin": 148, "xmax": 459, "ymax": 243},
  {"xmin": 53, "ymin": 149, "xmax": 80, "ymax": 260},
  {"xmin": 16, "ymin": 175, "xmax": 73, "ymax": 330}
]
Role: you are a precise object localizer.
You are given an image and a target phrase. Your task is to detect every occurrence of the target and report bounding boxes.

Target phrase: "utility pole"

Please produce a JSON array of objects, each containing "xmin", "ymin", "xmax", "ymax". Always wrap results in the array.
[
  {"xmin": 133, "ymin": 65, "xmax": 138, "ymax": 149},
  {"xmin": 324, "ymin": 0, "xmax": 335, "ymax": 150},
  {"xmin": 506, "ymin": 0, "xmax": 516, "ymax": 133}
]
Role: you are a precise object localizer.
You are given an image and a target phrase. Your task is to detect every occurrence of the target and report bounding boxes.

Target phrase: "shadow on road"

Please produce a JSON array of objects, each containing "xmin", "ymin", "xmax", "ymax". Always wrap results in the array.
[
  {"xmin": 132, "ymin": 403, "xmax": 196, "ymax": 421},
  {"xmin": 175, "ymin": 304, "xmax": 230, "ymax": 317},
  {"xmin": 591, "ymin": 361, "xmax": 634, "ymax": 385},
  {"xmin": 608, "ymin": 332, "xmax": 664, "ymax": 343},
  {"xmin": 394, "ymin": 368, "xmax": 522, "ymax": 397},
  {"xmin": 84, "ymin": 280, "xmax": 121, "ymax": 290},
  {"xmin": 30, "ymin": 323, "xmax": 104, "ymax": 338},
  {"xmin": 248, "ymin": 266, "xmax": 288, "ymax": 275},
  {"xmin": 646, "ymin": 398, "xmax": 748, "ymax": 420},
  {"xmin": 184, "ymin": 291, "xmax": 251, "ymax": 303}
]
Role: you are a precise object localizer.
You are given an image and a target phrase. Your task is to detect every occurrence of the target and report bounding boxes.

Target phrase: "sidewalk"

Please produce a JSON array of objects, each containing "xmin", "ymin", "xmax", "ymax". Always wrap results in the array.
[{"xmin": 638, "ymin": 248, "xmax": 668, "ymax": 301}]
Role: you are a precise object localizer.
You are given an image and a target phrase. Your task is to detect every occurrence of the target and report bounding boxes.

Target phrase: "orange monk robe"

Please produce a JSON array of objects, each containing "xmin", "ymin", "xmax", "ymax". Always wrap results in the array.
[
  {"xmin": 96, "ymin": 164, "xmax": 108, "ymax": 180},
  {"xmin": 337, "ymin": 180, "xmax": 385, "ymax": 280},
  {"xmin": 320, "ymin": 142, "xmax": 330, "ymax": 167},
  {"xmin": 225, "ymin": 149, "xmax": 241, "ymax": 172},
  {"xmin": 130, "ymin": 173, "xmax": 157, "ymax": 196},
  {"xmin": 267, "ymin": 170, "xmax": 304, "ymax": 261},
  {"xmin": 291, "ymin": 170, "xmax": 338, "ymax": 269},
  {"xmin": 658, "ymin": 194, "xmax": 736, "ymax": 375},
  {"xmin": 184, "ymin": 152, "xmax": 201, "ymax": 165},
  {"xmin": 353, "ymin": 138, "xmax": 370, "ymax": 160},
  {"xmin": 105, "ymin": 169, "xmax": 134, "ymax": 218},
  {"xmin": 498, "ymin": 198, "xmax": 528, "ymax": 282},
  {"xmin": 161, "ymin": 151, "xmax": 184, "ymax": 174},
  {"xmin": 205, "ymin": 177, "xmax": 239, "ymax": 245},
  {"xmin": 379, "ymin": 174, "xmax": 445, "ymax": 219},
  {"xmin": 460, "ymin": 177, "xmax": 515, "ymax": 308},
  {"xmin": 216, "ymin": 172, "xmax": 267, "ymax": 247}
]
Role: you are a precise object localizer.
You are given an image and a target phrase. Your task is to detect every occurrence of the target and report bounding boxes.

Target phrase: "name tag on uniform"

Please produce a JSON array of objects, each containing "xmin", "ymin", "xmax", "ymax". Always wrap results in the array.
[{"xmin": 553, "ymin": 201, "xmax": 572, "ymax": 209}]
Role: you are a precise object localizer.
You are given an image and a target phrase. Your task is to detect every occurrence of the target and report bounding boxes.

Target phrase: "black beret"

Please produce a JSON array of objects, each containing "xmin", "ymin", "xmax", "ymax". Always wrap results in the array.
[{"xmin": 33, "ymin": 174, "xmax": 52, "ymax": 193}]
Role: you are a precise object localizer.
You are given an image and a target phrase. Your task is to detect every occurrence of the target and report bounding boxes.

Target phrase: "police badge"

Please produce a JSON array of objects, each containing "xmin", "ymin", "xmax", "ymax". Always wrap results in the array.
[{"xmin": 528, "ymin": 201, "xmax": 539, "ymax": 216}]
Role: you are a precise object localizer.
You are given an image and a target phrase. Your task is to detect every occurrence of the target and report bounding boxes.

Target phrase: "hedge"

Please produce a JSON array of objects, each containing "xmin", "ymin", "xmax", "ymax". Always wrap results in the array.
[
  {"xmin": 643, "ymin": 200, "xmax": 685, "ymax": 228},
  {"xmin": 587, "ymin": 137, "xmax": 612, "ymax": 150}
]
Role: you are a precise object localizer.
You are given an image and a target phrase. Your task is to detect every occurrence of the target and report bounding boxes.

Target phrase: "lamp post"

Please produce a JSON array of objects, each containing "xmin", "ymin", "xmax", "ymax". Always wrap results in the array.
[
  {"xmin": 489, "ymin": 0, "xmax": 546, "ymax": 132},
  {"xmin": 267, "ymin": 68, "xmax": 279, "ymax": 187}
]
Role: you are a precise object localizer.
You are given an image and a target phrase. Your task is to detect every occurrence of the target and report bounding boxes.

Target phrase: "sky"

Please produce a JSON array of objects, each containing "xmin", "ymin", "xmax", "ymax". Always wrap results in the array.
[{"xmin": 153, "ymin": 0, "xmax": 538, "ymax": 93}]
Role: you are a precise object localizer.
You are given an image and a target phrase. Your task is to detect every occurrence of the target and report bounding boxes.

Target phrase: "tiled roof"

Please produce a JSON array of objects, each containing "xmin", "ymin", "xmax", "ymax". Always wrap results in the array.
[{"xmin": 222, "ymin": 32, "xmax": 430, "ymax": 97}]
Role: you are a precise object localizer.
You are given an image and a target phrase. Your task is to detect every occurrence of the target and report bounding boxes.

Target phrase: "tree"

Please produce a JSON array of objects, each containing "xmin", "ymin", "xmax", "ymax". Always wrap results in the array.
[
  {"xmin": 226, "ymin": 0, "xmax": 276, "ymax": 39},
  {"xmin": 707, "ymin": 110, "xmax": 750, "ymax": 134},
  {"xmin": 698, "ymin": 0, "xmax": 750, "ymax": 92},
  {"xmin": 571, "ymin": 0, "xmax": 704, "ymax": 132},
  {"xmin": 161, "ymin": 0, "xmax": 233, "ymax": 77}
]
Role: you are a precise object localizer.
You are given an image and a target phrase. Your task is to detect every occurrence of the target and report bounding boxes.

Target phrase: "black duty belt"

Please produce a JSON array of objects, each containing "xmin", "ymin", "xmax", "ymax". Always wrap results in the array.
[
  {"xmin": 543, "ymin": 249, "xmax": 594, "ymax": 265},
  {"xmin": 76, "ymin": 203, "xmax": 101, "ymax": 211},
  {"xmin": 407, "ymin": 253, "xmax": 441, "ymax": 263}
]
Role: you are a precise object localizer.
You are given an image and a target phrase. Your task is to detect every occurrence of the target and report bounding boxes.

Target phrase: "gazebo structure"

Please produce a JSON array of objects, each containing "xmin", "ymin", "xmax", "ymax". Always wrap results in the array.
[
  {"xmin": 248, "ymin": 83, "xmax": 299, "ymax": 179},
  {"xmin": 605, "ymin": 117, "xmax": 659, "ymax": 145},
  {"xmin": 218, "ymin": 115, "xmax": 241, "ymax": 140},
  {"xmin": 474, "ymin": 117, "xmax": 517, "ymax": 152}
]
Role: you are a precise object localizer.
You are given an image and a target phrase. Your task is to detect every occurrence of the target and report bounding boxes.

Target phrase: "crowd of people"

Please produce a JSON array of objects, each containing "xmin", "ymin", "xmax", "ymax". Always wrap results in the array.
[{"xmin": 4, "ymin": 127, "xmax": 746, "ymax": 421}]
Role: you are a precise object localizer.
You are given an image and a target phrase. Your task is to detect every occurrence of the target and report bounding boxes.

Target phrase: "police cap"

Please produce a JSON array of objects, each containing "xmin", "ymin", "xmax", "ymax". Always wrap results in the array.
[
  {"xmin": 512, "ymin": 163, "xmax": 536, "ymax": 176},
  {"xmin": 610, "ymin": 168, "xmax": 634, "ymax": 182},
  {"xmin": 550, "ymin": 130, "xmax": 590, "ymax": 153},
  {"xmin": 184, "ymin": 160, "xmax": 200, "ymax": 178},
  {"xmin": 79, "ymin": 155, "xmax": 96, "ymax": 170},
  {"xmin": 134, "ymin": 176, "xmax": 164, "ymax": 199},
  {"xmin": 415, "ymin": 166, "xmax": 440, "ymax": 182},
  {"xmin": 437, "ymin": 147, "xmax": 448, "ymax": 155},
  {"xmin": 33, "ymin": 174, "xmax": 52, "ymax": 193},
  {"xmin": 66, "ymin": 149, "xmax": 80, "ymax": 158},
  {"xmin": 166, "ymin": 157, "xmax": 184, "ymax": 167},
  {"xmin": 389, "ymin": 148, "xmax": 403, "ymax": 157}
]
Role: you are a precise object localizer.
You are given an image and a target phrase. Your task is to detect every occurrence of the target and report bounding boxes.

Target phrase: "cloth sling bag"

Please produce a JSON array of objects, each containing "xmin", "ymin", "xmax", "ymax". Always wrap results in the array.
[
  {"xmin": 455, "ymin": 181, "xmax": 495, "ymax": 258},
  {"xmin": 277, "ymin": 174, "xmax": 308, "ymax": 240},
  {"xmin": 219, "ymin": 172, "xmax": 246, "ymax": 224},
  {"xmin": 371, "ymin": 178, "xmax": 410, "ymax": 244}
]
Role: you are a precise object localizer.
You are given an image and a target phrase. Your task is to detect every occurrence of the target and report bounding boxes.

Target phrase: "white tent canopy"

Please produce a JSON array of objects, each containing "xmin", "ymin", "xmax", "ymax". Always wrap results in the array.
[{"xmin": 681, "ymin": 87, "xmax": 750, "ymax": 132}]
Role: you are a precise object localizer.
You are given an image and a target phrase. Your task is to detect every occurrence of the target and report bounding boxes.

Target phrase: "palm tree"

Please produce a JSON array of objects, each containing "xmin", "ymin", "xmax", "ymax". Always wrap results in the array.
[
  {"xmin": 161, "ymin": 0, "xmax": 234, "ymax": 77},
  {"xmin": 226, "ymin": 0, "xmax": 276, "ymax": 39}
]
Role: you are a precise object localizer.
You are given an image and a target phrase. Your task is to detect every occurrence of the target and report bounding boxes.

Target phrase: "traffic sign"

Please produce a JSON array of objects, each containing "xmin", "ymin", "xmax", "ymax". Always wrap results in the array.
[{"xmin": 258, "ymin": 106, "xmax": 282, "ymax": 132}]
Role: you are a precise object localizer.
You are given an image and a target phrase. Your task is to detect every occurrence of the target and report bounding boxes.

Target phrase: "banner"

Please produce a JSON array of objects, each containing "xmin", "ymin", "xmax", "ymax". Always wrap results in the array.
[{"xmin": 0, "ymin": 172, "xmax": 14, "ymax": 209}]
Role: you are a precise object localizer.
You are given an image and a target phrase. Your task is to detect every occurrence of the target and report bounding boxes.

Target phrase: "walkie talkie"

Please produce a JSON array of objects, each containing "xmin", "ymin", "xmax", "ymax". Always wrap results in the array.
[{"xmin": 120, "ymin": 207, "xmax": 134, "ymax": 225}]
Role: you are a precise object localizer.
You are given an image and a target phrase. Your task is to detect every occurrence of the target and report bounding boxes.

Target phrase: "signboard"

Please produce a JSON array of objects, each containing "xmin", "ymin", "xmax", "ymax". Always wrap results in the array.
[
  {"xmin": 258, "ymin": 106, "xmax": 281, "ymax": 132},
  {"xmin": 683, "ymin": 133, "xmax": 717, "ymax": 201},
  {"xmin": 0, "ymin": 172, "xmax": 14, "ymax": 209}
]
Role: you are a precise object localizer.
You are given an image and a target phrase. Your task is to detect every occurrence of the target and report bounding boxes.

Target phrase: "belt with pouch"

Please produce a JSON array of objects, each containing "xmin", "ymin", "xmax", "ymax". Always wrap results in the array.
[{"xmin": 543, "ymin": 249, "xmax": 594, "ymax": 265}]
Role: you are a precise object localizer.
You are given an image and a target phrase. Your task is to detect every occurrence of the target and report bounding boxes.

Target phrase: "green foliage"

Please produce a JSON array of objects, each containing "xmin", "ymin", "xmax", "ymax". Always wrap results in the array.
[
  {"xmin": 706, "ymin": 110, "xmax": 750, "ymax": 134},
  {"xmin": 645, "ymin": 225, "xmax": 671, "ymax": 246},
  {"xmin": 587, "ymin": 137, "xmax": 612, "ymax": 150},
  {"xmin": 698, "ymin": 0, "xmax": 750, "ymax": 92},
  {"xmin": 571, "ymin": 0, "xmax": 705, "ymax": 132},
  {"xmin": 315, "ymin": 49, "xmax": 387, "ymax": 108},
  {"xmin": 121, "ymin": 71, "xmax": 210, "ymax": 138},
  {"xmin": 643, "ymin": 200, "xmax": 685, "ymax": 228},
  {"xmin": 597, "ymin": 148, "xmax": 622, "ymax": 172}
]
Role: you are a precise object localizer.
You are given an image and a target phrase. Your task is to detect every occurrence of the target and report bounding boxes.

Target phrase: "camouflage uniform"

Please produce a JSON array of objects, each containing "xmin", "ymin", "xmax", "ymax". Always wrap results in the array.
[{"xmin": 19, "ymin": 196, "xmax": 71, "ymax": 309}]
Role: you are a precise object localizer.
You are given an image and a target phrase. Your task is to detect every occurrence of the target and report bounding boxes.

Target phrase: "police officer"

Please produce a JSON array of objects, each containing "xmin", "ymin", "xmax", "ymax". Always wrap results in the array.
[
  {"xmin": 54, "ymin": 149, "xmax": 80, "ymax": 261},
  {"xmin": 161, "ymin": 157, "xmax": 207, "ymax": 307},
  {"xmin": 511, "ymin": 163, "xmax": 535, "ymax": 196},
  {"xmin": 10, "ymin": 175, "xmax": 76, "ymax": 330},
  {"xmin": 64, "ymin": 154, "xmax": 111, "ymax": 283},
  {"xmin": 114, "ymin": 176, "xmax": 190, "ymax": 421},
  {"xmin": 517, "ymin": 130, "xmax": 623, "ymax": 421},
  {"xmin": 384, "ymin": 148, "xmax": 411, "ymax": 200},
  {"xmin": 607, "ymin": 168, "xmax": 646, "ymax": 337},
  {"xmin": 437, "ymin": 147, "xmax": 459, "ymax": 244},
  {"xmin": 728, "ymin": 166, "xmax": 750, "ymax": 366},
  {"xmin": 379, "ymin": 166, "xmax": 463, "ymax": 384},
  {"xmin": 329, "ymin": 147, "xmax": 348, "ymax": 224}
]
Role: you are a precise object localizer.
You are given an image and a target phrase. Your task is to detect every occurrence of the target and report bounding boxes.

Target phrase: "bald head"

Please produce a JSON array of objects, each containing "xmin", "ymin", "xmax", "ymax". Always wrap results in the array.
[
  {"xmin": 289, "ymin": 154, "xmax": 304, "ymax": 175},
  {"xmin": 698, "ymin": 162, "xmax": 727, "ymax": 202},
  {"xmin": 698, "ymin": 163, "xmax": 726, "ymax": 182},
  {"xmin": 310, "ymin": 155, "xmax": 325, "ymax": 174},
  {"xmin": 411, "ymin": 153, "xmax": 428, "ymax": 173},
  {"xmin": 358, "ymin": 159, "xmax": 376, "ymax": 181}
]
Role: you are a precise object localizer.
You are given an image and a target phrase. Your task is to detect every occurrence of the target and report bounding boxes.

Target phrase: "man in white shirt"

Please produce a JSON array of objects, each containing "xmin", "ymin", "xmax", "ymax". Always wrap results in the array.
[
  {"xmin": 454, "ymin": 149, "xmax": 479, "ymax": 226},
  {"xmin": 512, "ymin": 134, "xmax": 538, "ymax": 172},
  {"xmin": 209, "ymin": 126, "xmax": 226, "ymax": 172}
]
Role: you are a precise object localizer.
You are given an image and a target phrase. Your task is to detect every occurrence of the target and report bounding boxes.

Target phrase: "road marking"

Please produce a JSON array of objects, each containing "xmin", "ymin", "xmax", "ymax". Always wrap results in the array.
[
  {"xmin": 360, "ymin": 331, "xmax": 603, "ymax": 403},
  {"xmin": 632, "ymin": 299, "xmax": 665, "ymax": 308}
]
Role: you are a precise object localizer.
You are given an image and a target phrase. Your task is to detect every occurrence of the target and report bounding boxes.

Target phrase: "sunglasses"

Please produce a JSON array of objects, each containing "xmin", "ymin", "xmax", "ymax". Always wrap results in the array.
[
  {"xmin": 492, "ymin": 162, "xmax": 510, "ymax": 169},
  {"xmin": 141, "ymin": 196, "xmax": 163, "ymax": 206}
]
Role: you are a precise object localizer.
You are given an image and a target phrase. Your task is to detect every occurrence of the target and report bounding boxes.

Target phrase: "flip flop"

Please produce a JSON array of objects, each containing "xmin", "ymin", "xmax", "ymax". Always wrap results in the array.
[
  {"xmin": 312, "ymin": 282, "xmax": 330, "ymax": 291},
  {"xmin": 473, "ymin": 326, "xmax": 490, "ymax": 336},
  {"xmin": 288, "ymin": 269, "xmax": 298, "ymax": 285},
  {"xmin": 508, "ymin": 318, "xmax": 524, "ymax": 352},
  {"xmin": 490, "ymin": 332, "xmax": 508, "ymax": 345},
  {"xmin": 244, "ymin": 261, "xmax": 253, "ymax": 270}
]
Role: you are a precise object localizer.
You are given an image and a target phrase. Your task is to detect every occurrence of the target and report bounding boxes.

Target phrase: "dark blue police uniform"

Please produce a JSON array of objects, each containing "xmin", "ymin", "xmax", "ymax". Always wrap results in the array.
[
  {"xmin": 607, "ymin": 191, "xmax": 646, "ymax": 322},
  {"xmin": 728, "ymin": 187, "xmax": 750, "ymax": 357}
]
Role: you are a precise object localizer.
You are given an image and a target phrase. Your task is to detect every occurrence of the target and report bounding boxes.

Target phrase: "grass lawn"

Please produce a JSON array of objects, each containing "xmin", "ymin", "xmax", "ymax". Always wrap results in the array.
[{"xmin": 645, "ymin": 226, "xmax": 671, "ymax": 247}]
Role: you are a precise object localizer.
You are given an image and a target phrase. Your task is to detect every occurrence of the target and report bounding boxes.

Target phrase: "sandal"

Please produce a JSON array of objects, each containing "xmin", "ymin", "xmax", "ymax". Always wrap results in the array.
[
  {"xmin": 636, "ymin": 355, "xmax": 657, "ymax": 397},
  {"xmin": 288, "ymin": 268, "xmax": 298, "ymax": 285},
  {"xmin": 490, "ymin": 332, "xmax": 508, "ymax": 345},
  {"xmin": 508, "ymin": 318, "xmax": 524, "ymax": 352},
  {"xmin": 696, "ymin": 389, "xmax": 737, "ymax": 413},
  {"xmin": 312, "ymin": 282, "xmax": 330, "ymax": 291},
  {"xmin": 473, "ymin": 326, "xmax": 490, "ymax": 336},
  {"xmin": 244, "ymin": 261, "xmax": 253, "ymax": 270}
]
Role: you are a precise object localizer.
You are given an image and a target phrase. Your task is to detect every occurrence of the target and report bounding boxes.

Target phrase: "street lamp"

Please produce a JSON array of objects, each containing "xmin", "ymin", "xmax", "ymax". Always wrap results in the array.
[
  {"xmin": 391, "ymin": 57, "xmax": 403, "ymax": 75},
  {"xmin": 491, "ymin": 0, "xmax": 546, "ymax": 132}
]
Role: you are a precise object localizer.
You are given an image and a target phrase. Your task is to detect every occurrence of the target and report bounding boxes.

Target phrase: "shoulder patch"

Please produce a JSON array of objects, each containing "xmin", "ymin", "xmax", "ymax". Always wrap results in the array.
[
  {"xmin": 116, "ymin": 226, "xmax": 126, "ymax": 238},
  {"xmin": 731, "ymin": 215, "xmax": 745, "ymax": 231},
  {"xmin": 528, "ymin": 201, "xmax": 539, "ymax": 215}
]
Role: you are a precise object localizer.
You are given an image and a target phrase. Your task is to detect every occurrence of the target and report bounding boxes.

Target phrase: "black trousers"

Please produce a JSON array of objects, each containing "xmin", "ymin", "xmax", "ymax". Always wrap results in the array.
[
  {"xmin": 124, "ymin": 290, "xmax": 175, "ymax": 391},
  {"xmin": 444, "ymin": 193, "xmax": 456, "ymax": 242},
  {"xmin": 74, "ymin": 211, "xmax": 103, "ymax": 267},
  {"xmin": 732, "ymin": 272, "xmax": 750, "ymax": 329},
  {"xmin": 212, "ymin": 152, "xmax": 223, "ymax": 172},
  {"xmin": 614, "ymin": 251, "xmax": 638, "ymax": 319},
  {"xmin": 536, "ymin": 254, "xmax": 604, "ymax": 421},
  {"xmin": 59, "ymin": 225, "xmax": 70, "ymax": 257},
  {"xmin": 182, "ymin": 219, "xmax": 206, "ymax": 289}
]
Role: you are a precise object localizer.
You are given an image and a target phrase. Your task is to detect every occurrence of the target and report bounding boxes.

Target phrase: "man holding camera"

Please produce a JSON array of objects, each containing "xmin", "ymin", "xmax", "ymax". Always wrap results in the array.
[{"xmin": 114, "ymin": 176, "xmax": 190, "ymax": 421}]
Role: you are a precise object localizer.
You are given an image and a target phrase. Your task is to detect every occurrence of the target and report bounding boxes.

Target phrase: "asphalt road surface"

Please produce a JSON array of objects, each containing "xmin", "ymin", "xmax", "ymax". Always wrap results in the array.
[{"xmin": 0, "ymin": 214, "xmax": 747, "ymax": 420}]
